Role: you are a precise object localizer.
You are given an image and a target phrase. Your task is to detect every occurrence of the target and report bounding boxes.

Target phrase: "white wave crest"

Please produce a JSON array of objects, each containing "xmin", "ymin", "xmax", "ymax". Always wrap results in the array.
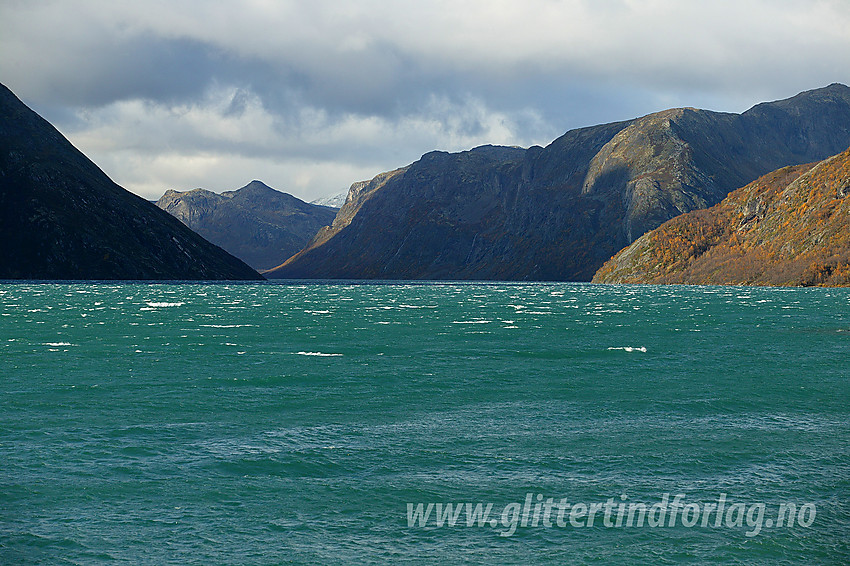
[{"xmin": 295, "ymin": 351, "xmax": 343, "ymax": 357}]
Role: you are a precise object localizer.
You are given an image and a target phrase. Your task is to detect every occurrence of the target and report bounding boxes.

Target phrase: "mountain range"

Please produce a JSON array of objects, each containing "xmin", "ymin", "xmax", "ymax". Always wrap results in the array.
[
  {"xmin": 0, "ymin": 82, "xmax": 261, "ymax": 280},
  {"xmin": 156, "ymin": 182, "xmax": 337, "ymax": 271},
  {"xmin": 593, "ymin": 146, "xmax": 850, "ymax": 286},
  {"xmin": 267, "ymin": 84, "xmax": 850, "ymax": 281},
  {"xmin": 5, "ymin": 80, "xmax": 850, "ymax": 284}
]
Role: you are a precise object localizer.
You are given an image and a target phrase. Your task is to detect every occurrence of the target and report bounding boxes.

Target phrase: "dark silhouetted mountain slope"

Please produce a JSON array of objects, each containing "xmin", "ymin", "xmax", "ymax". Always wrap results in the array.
[{"xmin": 0, "ymin": 82, "xmax": 261, "ymax": 280}]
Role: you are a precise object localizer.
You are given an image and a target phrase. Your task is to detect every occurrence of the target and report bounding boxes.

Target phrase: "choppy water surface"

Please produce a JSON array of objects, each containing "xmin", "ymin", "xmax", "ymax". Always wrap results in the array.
[{"xmin": 1, "ymin": 282, "xmax": 848, "ymax": 564}]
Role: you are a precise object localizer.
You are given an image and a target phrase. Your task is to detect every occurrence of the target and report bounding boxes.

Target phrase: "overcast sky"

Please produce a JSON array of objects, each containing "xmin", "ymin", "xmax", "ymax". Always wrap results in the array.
[{"xmin": 2, "ymin": 0, "xmax": 849, "ymax": 201}]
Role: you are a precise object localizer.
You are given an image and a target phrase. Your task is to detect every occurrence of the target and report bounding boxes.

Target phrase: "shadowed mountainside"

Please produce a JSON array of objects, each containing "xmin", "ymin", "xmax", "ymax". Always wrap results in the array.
[
  {"xmin": 593, "ymin": 146, "xmax": 850, "ymax": 286},
  {"xmin": 157, "ymin": 181, "xmax": 337, "ymax": 271},
  {"xmin": 268, "ymin": 84, "xmax": 850, "ymax": 281},
  {"xmin": 0, "ymin": 82, "xmax": 262, "ymax": 280}
]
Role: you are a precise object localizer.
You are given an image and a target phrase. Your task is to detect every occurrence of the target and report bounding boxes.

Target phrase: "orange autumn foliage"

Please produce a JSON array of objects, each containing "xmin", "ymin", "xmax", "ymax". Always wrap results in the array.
[{"xmin": 594, "ymin": 146, "xmax": 850, "ymax": 286}]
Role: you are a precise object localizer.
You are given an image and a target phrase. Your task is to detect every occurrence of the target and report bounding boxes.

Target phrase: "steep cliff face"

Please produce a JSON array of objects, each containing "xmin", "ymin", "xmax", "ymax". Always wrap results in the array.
[
  {"xmin": 267, "ymin": 84, "xmax": 850, "ymax": 281},
  {"xmin": 268, "ymin": 131, "xmax": 630, "ymax": 280},
  {"xmin": 0, "ymin": 83, "xmax": 261, "ymax": 280},
  {"xmin": 581, "ymin": 108, "xmax": 720, "ymax": 242},
  {"xmin": 593, "ymin": 146, "xmax": 850, "ymax": 286},
  {"xmin": 157, "ymin": 181, "xmax": 337, "ymax": 271}
]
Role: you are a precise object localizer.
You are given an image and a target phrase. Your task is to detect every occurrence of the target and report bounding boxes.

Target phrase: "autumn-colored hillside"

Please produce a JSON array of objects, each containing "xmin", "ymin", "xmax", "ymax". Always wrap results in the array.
[{"xmin": 593, "ymin": 146, "xmax": 850, "ymax": 286}]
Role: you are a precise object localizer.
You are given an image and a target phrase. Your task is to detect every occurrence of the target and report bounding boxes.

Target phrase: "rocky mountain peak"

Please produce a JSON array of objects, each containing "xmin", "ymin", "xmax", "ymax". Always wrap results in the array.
[{"xmin": 156, "ymin": 181, "xmax": 337, "ymax": 271}]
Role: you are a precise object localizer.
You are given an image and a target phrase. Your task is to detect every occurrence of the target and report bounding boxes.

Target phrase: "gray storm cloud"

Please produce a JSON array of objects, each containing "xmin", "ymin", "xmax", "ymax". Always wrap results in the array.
[{"xmin": 1, "ymin": 0, "xmax": 849, "ymax": 200}]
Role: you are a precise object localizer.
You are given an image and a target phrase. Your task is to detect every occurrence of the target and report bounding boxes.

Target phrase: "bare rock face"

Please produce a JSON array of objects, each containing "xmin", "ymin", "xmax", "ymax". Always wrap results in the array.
[
  {"xmin": 268, "ymin": 84, "xmax": 850, "ymax": 281},
  {"xmin": 0, "ymin": 82, "xmax": 261, "ymax": 280},
  {"xmin": 581, "ymin": 108, "xmax": 717, "ymax": 241},
  {"xmin": 593, "ymin": 145, "xmax": 850, "ymax": 286},
  {"xmin": 156, "ymin": 181, "xmax": 337, "ymax": 271}
]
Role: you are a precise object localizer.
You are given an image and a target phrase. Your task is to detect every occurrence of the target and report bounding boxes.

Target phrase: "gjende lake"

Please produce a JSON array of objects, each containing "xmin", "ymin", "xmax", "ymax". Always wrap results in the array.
[{"xmin": 2, "ymin": 282, "xmax": 848, "ymax": 564}]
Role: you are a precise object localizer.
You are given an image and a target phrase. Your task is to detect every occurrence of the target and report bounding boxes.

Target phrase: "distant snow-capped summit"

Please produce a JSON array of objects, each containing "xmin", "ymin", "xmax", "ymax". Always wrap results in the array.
[{"xmin": 310, "ymin": 191, "xmax": 348, "ymax": 209}]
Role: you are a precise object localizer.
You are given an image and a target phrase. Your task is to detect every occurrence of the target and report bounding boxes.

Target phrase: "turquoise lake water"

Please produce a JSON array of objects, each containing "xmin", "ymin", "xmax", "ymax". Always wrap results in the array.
[{"xmin": 1, "ymin": 282, "xmax": 848, "ymax": 564}]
